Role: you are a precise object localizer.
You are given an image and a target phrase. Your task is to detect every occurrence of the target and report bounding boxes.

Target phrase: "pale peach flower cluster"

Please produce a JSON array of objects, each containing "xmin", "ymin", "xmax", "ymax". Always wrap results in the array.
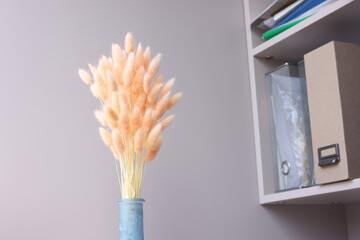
[{"xmin": 78, "ymin": 33, "xmax": 181, "ymax": 198}]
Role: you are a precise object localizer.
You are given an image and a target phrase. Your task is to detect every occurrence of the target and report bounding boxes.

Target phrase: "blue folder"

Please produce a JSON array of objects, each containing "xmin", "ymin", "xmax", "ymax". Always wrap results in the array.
[{"xmin": 274, "ymin": 0, "xmax": 326, "ymax": 28}]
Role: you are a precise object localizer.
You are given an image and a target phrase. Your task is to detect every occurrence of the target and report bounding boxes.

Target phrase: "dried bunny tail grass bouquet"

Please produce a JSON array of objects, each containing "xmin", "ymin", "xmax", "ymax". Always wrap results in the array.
[{"xmin": 78, "ymin": 33, "xmax": 181, "ymax": 199}]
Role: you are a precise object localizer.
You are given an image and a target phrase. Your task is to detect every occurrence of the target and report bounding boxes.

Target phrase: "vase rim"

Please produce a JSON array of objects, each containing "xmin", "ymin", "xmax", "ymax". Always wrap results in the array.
[{"xmin": 118, "ymin": 198, "xmax": 145, "ymax": 203}]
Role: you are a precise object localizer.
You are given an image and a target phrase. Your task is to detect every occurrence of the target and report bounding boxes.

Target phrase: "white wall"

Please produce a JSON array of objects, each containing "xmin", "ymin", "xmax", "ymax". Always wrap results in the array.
[{"xmin": 0, "ymin": 0, "xmax": 349, "ymax": 239}]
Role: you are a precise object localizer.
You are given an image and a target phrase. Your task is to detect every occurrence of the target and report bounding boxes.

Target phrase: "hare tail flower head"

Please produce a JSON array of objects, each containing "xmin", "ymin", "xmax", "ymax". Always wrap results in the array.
[{"xmin": 78, "ymin": 32, "xmax": 181, "ymax": 199}]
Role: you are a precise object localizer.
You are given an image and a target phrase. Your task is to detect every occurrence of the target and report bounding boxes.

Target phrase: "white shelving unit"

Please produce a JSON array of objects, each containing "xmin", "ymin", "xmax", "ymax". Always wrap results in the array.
[{"xmin": 243, "ymin": 0, "xmax": 360, "ymax": 205}]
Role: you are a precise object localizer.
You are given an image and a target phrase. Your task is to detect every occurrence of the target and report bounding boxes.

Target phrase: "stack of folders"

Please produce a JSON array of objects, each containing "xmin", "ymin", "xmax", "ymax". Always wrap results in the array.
[{"xmin": 257, "ymin": 0, "xmax": 338, "ymax": 41}]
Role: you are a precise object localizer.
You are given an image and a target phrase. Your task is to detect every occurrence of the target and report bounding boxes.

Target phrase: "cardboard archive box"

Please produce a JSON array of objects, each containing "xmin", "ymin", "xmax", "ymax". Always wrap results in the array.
[{"xmin": 304, "ymin": 41, "xmax": 360, "ymax": 185}]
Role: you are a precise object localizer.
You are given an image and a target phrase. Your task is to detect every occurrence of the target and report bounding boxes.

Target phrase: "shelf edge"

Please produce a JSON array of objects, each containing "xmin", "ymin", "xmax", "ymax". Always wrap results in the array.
[{"xmin": 261, "ymin": 179, "xmax": 360, "ymax": 204}]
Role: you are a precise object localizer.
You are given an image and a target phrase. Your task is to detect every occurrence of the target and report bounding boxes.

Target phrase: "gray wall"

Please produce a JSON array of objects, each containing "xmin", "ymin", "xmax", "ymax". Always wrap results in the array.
[
  {"xmin": 0, "ymin": 0, "xmax": 349, "ymax": 239},
  {"xmin": 346, "ymin": 203, "xmax": 360, "ymax": 240}
]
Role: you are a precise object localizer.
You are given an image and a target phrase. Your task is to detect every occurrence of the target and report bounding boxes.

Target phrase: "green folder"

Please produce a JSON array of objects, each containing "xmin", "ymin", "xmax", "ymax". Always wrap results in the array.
[{"xmin": 262, "ymin": 15, "xmax": 311, "ymax": 41}]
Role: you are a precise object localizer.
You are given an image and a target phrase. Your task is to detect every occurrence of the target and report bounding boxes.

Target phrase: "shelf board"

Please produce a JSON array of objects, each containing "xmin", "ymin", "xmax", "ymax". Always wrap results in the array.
[
  {"xmin": 262, "ymin": 179, "xmax": 360, "ymax": 205},
  {"xmin": 252, "ymin": 0, "xmax": 358, "ymax": 62}
]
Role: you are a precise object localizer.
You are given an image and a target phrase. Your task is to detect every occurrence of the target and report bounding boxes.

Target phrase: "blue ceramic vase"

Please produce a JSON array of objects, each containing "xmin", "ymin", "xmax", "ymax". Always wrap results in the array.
[{"xmin": 118, "ymin": 198, "xmax": 145, "ymax": 240}]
